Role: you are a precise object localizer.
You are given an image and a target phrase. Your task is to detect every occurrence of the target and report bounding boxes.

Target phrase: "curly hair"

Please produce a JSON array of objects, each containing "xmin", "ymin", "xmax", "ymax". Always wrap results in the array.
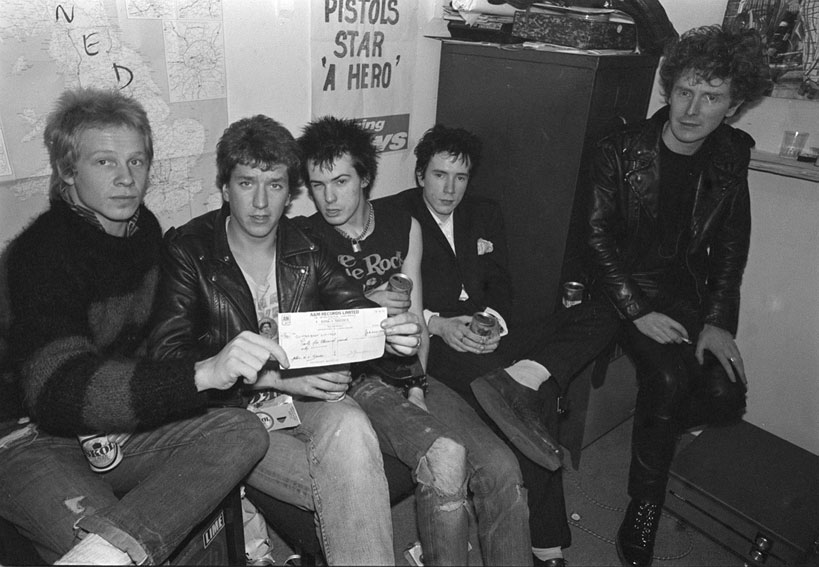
[
  {"xmin": 298, "ymin": 116, "xmax": 379, "ymax": 199},
  {"xmin": 414, "ymin": 124, "xmax": 482, "ymax": 181},
  {"xmin": 216, "ymin": 115, "xmax": 302, "ymax": 198},
  {"xmin": 660, "ymin": 25, "xmax": 771, "ymax": 107},
  {"xmin": 44, "ymin": 87, "xmax": 153, "ymax": 201}
]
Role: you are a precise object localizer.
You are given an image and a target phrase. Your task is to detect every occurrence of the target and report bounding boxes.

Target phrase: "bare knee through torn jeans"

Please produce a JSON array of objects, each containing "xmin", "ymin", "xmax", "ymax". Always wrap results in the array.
[{"xmin": 351, "ymin": 374, "xmax": 532, "ymax": 566}]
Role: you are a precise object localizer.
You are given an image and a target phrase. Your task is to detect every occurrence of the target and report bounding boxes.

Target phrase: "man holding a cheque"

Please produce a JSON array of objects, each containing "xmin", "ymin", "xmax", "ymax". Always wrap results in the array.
[{"xmin": 149, "ymin": 115, "xmax": 422, "ymax": 566}]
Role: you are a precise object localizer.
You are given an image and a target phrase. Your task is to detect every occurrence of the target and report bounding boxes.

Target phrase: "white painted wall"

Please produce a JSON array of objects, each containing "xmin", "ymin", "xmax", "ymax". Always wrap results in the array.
[
  {"xmin": 739, "ymin": 170, "xmax": 819, "ymax": 454},
  {"xmin": 733, "ymin": 101, "xmax": 819, "ymax": 454}
]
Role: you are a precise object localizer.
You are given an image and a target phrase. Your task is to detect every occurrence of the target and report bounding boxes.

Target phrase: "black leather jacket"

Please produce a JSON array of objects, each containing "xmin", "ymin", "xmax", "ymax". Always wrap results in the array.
[
  {"xmin": 588, "ymin": 106, "xmax": 753, "ymax": 335},
  {"xmin": 148, "ymin": 206, "xmax": 375, "ymax": 386}
]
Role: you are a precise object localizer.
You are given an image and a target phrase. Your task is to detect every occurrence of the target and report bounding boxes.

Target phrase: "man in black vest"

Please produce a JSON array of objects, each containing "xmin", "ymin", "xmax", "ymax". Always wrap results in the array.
[{"xmin": 392, "ymin": 125, "xmax": 619, "ymax": 566}]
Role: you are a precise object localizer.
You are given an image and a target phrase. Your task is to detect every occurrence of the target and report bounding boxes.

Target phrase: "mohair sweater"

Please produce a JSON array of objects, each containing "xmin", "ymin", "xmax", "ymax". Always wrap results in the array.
[{"xmin": 5, "ymin": 199, "xmax": 207, "ymax": 436}]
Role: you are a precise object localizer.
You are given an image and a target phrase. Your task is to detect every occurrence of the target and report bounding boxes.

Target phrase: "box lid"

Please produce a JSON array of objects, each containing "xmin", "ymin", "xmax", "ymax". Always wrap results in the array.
[{"xmin": 670, "ymin": 420, "xmax": 819, "ymax": 548}]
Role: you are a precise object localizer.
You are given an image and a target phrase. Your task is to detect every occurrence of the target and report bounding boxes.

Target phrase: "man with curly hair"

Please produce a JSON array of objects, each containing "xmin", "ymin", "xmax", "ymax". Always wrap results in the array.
[{"xmin": 584, "ymin": 25, "xmax": 770, "ymax": 566}]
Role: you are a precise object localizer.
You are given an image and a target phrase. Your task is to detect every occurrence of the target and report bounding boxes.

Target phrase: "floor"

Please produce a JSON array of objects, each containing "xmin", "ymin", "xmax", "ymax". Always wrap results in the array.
[{"xmin": 263, "ymin": 417, "xmax": 742, "ymax": 566}]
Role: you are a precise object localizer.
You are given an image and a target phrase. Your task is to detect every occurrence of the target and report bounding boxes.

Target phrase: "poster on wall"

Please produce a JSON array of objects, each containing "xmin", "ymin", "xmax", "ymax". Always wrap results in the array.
[
  {"xmin": 723, "ymin": 0, "xmax": 819, "ymax": 99},
  {"xmin": 311, "ymin": 1, "xmax": 417, "ymax": 153}
]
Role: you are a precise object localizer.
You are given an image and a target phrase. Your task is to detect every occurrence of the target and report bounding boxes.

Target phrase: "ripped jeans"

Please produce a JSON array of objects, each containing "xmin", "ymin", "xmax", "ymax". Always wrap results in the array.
[
  {"xmin": 351, "ymin": 374, "xmax": 532, "ymax": 566},
  {"xmin": 0, "ymin": 408, "xmax": 269, "ymax": 564}
]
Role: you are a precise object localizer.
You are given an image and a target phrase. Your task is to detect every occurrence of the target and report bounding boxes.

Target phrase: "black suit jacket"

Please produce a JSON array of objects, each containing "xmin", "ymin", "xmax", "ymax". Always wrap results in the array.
[{"xmin": 389, "ymin": 188, "xmax": 513, "ymax": 321}]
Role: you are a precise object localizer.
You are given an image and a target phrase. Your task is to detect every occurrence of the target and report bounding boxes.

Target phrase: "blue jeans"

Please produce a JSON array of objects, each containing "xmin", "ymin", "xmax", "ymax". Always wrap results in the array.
[
  {"xmin": 351, "ymin": 375, "xmax": 532, "ymax": 566},
  {"xmin": 0, "ymin": 408, "xmax": 269, "ymax": 564},
  {"xmin": 245, "ymin": 395, "xmax": 394, "ymax": 566}
]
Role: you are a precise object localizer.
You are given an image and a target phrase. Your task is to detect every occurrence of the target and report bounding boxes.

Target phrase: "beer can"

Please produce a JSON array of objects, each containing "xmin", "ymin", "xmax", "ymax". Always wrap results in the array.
[
  {"xmin": 469, "ymin": 312, "xmax": 498, "ymax": 337},
  {"xmin": 78, "ymin": 434, "xmax": 123, "ymax": 473},
  {"xmin": 562, "ymin": 281, "xmax": 585, "ymax": 308},
  {"xmin": 387, "ymin": 273, "xmax": 413, "ymax": 295}
]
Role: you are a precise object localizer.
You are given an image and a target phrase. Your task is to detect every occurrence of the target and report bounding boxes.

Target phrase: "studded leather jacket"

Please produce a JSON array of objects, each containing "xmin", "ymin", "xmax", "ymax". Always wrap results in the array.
[
  {"xmin": 148, "ymin": 205, "xmax": 375, "ymax": 403},
  {"xmin": 587, "ymin": 106, "xmax": 754, "ymax": 335}
]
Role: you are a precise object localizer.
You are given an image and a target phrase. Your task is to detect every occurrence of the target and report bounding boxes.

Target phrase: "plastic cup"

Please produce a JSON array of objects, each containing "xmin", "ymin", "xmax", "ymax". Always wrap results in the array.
[{"xmin": 779, "ymin": 131, "xmax": 809, "ymax": 159}]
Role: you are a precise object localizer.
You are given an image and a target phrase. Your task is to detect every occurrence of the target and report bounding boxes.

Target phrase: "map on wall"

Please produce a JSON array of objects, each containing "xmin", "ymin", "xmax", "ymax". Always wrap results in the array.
[{"xmin": 0, "ymin": 0, "xmax": 228, "ymax": 235}]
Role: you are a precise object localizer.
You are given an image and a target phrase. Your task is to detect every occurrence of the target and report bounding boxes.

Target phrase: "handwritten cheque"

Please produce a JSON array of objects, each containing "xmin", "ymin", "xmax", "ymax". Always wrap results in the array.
[{"xmin": 278, "ymin": 307, "xmax": 387, "ymax": 369}]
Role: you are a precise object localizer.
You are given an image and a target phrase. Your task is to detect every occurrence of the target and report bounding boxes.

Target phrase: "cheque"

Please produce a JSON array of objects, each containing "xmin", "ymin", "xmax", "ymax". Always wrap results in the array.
[{"xmin": 278, "ymin": 307, "xmax": 387, "ymax": 369}]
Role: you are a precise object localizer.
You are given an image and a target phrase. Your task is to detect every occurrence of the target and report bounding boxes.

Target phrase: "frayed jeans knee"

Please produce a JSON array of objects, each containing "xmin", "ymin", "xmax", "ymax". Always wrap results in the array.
[
  {"xmin": 351, "ymin": 375, "xmax": 532, "ymax": 566},
  {"xmin": 415, "ymin": 437, "xmax": 471, "ymax": 565}
]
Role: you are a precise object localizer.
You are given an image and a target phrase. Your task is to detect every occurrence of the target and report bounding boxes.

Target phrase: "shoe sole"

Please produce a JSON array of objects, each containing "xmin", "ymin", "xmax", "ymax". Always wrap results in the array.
[{"xmin": 471, "ymin": 378, "xmax": 562, "ymax": 471}]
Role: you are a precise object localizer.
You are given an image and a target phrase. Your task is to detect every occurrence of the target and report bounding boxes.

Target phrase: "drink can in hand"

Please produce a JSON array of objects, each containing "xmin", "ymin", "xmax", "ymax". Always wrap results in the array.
[
  {"xmin": 469, "ymin": 312, "xmax": 498, "ymax": 337},
  {"xmin": 387, "ymin": 273, "xmax": 413, "ymax": 295},
  {"xmin": 562, "ymin": 281, "xmax": 585, "ymax": 308},
  {"xmin": 78, "ymin": 434, "xmax": 123, "ymax": 473}
]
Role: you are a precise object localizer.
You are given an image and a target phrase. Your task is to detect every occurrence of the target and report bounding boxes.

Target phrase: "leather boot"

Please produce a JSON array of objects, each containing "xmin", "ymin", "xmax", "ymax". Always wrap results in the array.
[
  {"xmin": 616, "ymin": 498, "xmax": 661, "ymax": 567},
  {"xmin": 471, "ymin": 368, "xmax": 562, "ymax": 470}
]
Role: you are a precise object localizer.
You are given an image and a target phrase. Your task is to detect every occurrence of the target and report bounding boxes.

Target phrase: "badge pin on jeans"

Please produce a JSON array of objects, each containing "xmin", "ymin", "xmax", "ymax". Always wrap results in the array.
[{"xmin": 259, "ymin": 317, "xmax": 280, "ymax": 373}]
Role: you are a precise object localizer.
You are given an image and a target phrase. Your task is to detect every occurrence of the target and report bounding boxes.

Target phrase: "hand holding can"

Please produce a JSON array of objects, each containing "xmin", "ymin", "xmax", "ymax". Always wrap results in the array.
[
  {"xmin": 386, "ymin": 273, "xmax": 413, "ymax": 315},
  {"xmin": 469, "ymin": 312, "xmax": 498, "ymax": 337},
  {"xmin": 387, "ymin": 273, "xmax": 413, "ymax": 296}
]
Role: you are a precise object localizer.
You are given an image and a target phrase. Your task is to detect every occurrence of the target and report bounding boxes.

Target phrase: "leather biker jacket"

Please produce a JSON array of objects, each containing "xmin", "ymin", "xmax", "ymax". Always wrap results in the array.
[
  {"xmin": 587, "ymin": 106, "xmax": 753, "ymax": 335},
  {"xmin": 148, "ymin": 205, "xmax": 375, "ymax": 370}
]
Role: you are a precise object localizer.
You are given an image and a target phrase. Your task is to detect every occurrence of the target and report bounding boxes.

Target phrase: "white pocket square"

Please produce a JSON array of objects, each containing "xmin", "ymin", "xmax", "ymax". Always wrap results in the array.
[{"xmin": 477, "ymin": 238, "xmax": 494, "ymax": 255}]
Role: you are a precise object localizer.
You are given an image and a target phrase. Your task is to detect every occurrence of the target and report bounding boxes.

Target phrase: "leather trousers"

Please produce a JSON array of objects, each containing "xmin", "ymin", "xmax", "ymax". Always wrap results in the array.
[{"xmin": 621, "ymin": 298, "xmax": 746, "ymax": 503}]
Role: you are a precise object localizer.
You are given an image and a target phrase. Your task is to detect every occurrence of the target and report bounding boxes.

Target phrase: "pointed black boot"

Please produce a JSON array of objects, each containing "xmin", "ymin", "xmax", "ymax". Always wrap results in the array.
[{"xmin": 616, "ymin": 498, "xmax": 661, "ymax": 567}]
